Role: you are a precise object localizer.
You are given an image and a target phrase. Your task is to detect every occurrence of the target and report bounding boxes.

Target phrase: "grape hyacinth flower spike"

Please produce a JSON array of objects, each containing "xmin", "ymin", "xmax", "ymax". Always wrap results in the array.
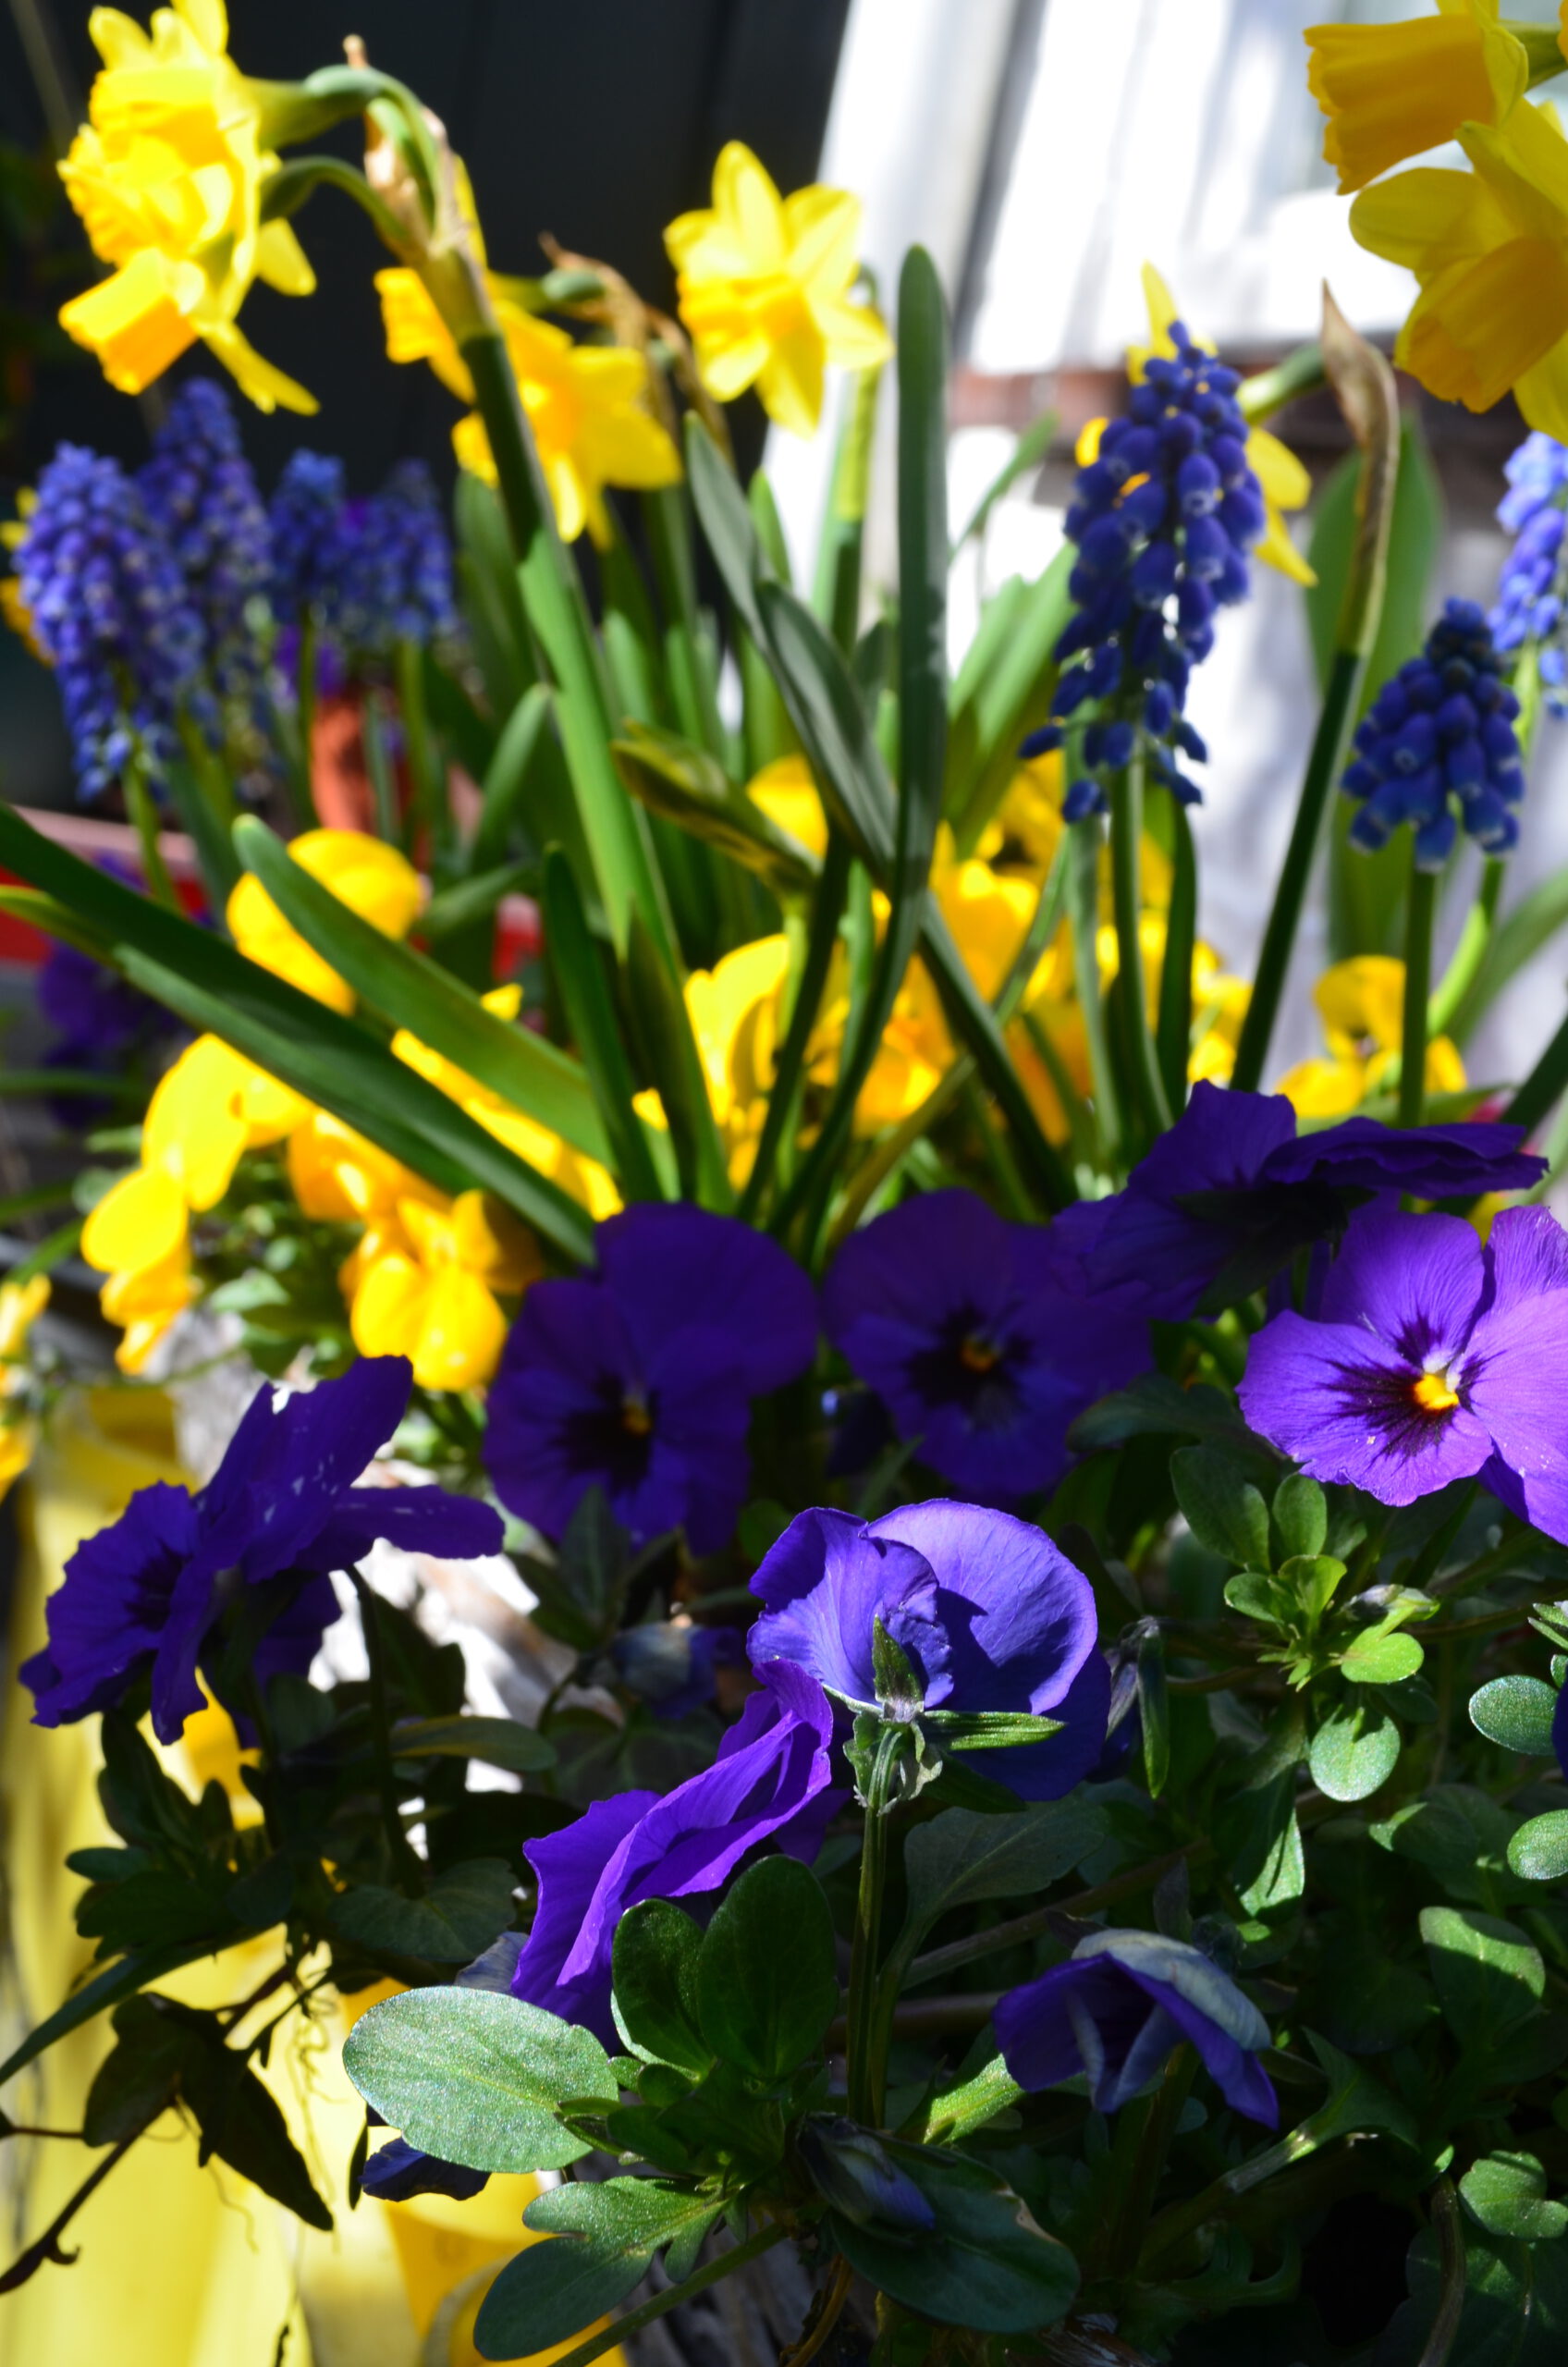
[
  {"xmin": 1341, "ymin": 597, "xmax": 1524, "ymax": 865},
  {"xmin": 138, "ymin": 377, "xmax": 272, "ymax": 709},
  {"xmin": 1026, "ymin": 315, "xmax": 1268, "ymax": 819},
  {"xmin": 1489, "ymin": 429, "xmax": 1568, "ymax": 715}
]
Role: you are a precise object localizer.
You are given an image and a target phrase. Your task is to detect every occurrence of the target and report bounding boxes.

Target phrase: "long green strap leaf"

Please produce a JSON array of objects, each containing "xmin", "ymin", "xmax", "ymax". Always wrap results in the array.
[
  {"xmin": 0, "ymin": 803, "xmax": 594, "ymax": 1260},
  {"xmin": 231, "ymin": 815, "xmax": 608, "ymax": 1165},
  {"xmin": 541, "ymin": 850, "xmax": 666, "ymax": 1203}
]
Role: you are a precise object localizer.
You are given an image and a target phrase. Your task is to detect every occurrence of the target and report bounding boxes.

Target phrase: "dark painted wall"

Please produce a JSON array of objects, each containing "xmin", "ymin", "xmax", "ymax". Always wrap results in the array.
[{"xmin": 0, "ymin": 0, "xmax": 851, "ymax": 487}]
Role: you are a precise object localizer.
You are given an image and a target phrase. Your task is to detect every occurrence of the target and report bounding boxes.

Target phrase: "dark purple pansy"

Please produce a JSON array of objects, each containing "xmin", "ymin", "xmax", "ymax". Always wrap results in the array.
[
  {"xmin": 484, "ymin": 1204, "xmax": 818, "ymax": 1556},
  {"xmin": 1051, "ymin": 1082, "xmax": 1546, "ymax": 1323},
  {"xmin": 823, "ymin": 1190, "xmax": 1149, "ymax": 1501},
  {"xmin": 21, "ymin": 1356, "xmax": 503, "ymax": 1743},
  {"xmin": 510, "ymin": 1661, "xmax": 839, "ymax": 2045},
  {"xmin": 1239, "ymin": 1204, "xmax": 1568, "ymax": 1531},
  {"xmin": 995, "ymin": 1929, "xmax": 1278, "ymax": 2125},
  {"xmin": 749, "ymin": 1499, "xmax": 1109, "ymax": 1801}
]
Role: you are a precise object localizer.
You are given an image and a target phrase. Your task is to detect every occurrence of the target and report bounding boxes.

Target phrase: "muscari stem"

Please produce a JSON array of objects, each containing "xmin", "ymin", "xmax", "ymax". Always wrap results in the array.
[
  {"xmin": 1427, "ymin": 854, "xmax": 1506, "ymax": 1040},
  {"xmin": 294, "ymin": 612, "xmax": 321, "ymax": 829},
  {"xmin": 1109, "ymin": 755, "xmax": 1171, "ymax": 1146},
  {"xmin": 1400, "ymin": 856, "xmax": 1438, "ymax": 1126},
  {"xmin": 122, "ymin": 758, "xmax": 179, "ymax": 912},
  {"xmin": 1069, "ymin": 815, "xmax": 1121, "ymax": 1164},
  {"xmin": 395, "ymin": 635, "xmax": 443, "ymax": 854},
  {"xmin": 1230, "ymin": 648, "xmax": 1364, "ymax": 1093},
  {"xmin": 349, "ymin": 1565, "xmax": 423, "ymax": 1897}
]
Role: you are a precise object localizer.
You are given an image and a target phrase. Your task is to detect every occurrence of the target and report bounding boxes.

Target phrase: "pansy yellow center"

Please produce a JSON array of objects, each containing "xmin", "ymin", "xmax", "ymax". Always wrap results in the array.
[
  {"xmin": 1412, "ymin": 1368, "xmax": 1461, "ymax": 1416},
  {"xmin": 621, "ymin": 1396, "xmax": 654, "ymax": 1438},
  {"xmin": 959, "ymin": 1334, "xmax": 1002, "ymax": 1376}
]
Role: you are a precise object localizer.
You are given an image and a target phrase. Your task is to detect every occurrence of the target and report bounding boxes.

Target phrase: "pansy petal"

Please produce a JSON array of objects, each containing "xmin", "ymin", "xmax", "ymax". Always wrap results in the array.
[
  {"xmin": 1316, "ymin": 1207, "xmax": 1486, "ymax": 1359},
  {"xmin": 1240, "ymin": 1310, "xmax": 1492, "ymax": 1504}
]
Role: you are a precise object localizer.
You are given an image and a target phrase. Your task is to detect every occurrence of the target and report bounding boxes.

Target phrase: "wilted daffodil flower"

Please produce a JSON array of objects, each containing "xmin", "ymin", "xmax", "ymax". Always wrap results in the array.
[
  {"xmin": 1304, "ymin": 2, "xmax": 1558, "ymax": 194},
  {"xmin": 57, "ymin": 0, "xmax": 317, "ymax": 411},
  {"xmin": 665, "ymin": 141, "xmax": 892, "ymax": 436},
  {"xmin": 996, "ymin": 1929, "xmax": 1278, "ymax": 2125},
  {"xmin": 227, "ymin": 829, "xmax": 423, "ymax": 1014},
  {"xmin": 748, "ymin": 1498, "xmax": 1110, "ymax": 1800},
  {"xmin": 1276, "ymin": 955, "xmax": 1466, "ymax": 1119}
]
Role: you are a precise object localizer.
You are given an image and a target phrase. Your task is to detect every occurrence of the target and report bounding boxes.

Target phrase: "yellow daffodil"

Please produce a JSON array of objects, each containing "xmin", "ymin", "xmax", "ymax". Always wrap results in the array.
[
  {"xmin": 1275, "ymin": 955, "xmax": 1465, "ymax": 1115},
  {"xmin": 348, "ymin": 1187, "xmax": 541, "ymax": 1392},
  {"xmin": 664, "ymin": 141, "xmax": 892, "ymax": 436},
  {"xmin": 745, "ymin": 753, "xmax": 828, "ymax": 862},
  {"xmin": 1127, "ymin": 268, "xmax": 1316, "ymax": 585},
  {"xmin": 1305, "ymin": 3, "xmax": 1536, "ymax": 194},
  {"xmin": 684, "ymin": 936, "xmax": 794, "ymax": 1185},
  {"xmin": 288, "ymin": 1109, "xmax": 424, "ymax": 1228},
  {"xmin": 394, "ymin": 986, "xmax": 623, "ymax": 1221},
  {"xmin": 56, "ymin": 0, "xmax": 316, "ymax": 411},
  {"xmin": 227, "ymin": 830, "xmax": 423, "ymax": 1014},
  {"xmin": 0, "ymin": 1273, "xmax": 48, "ymax": 1367},
  {"xmin": 1351, "ymin": 95, "xmax": 1568, "ymax": 436},
  {"xmin": 82, "ymin": 1034, "xmax": 306, "ymax": 1370},
  {"xmin": 450, "ymin": 310, "xmax": 681, "ymax": 547}
]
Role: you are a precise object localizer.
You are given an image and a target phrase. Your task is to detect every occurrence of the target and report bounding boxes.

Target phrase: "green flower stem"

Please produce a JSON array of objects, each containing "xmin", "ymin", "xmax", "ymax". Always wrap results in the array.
[
  {"xmin": 543, "ymin": 2222, "xmax": 790, "ymax": 2367},
  {"xmin": 906, "ymin": 1840, "xmax": 1209, "ymax": 1991},
  {"xmin": 1237, "ymin": 341, "xmax": 1325, "ymax": 424},
  {"xmin": 1069, "ymin": 815, "xmax": 1121, "ymax": 1164},
  {"xmin": 122, "ymin": 758, "xmax": 180, "ymax": 912},
  {"xmin": 294, "ymin": 612, "xmax": 322, "ymax": 829},
  {"xmin": 1427, "ymin": 855, "xmax": 1506, "ymax": 1039},
  {"xmin": 1096, "ymin": 2045, "xmax": 1195, "ymax": 2285},
  {"xmin": 815, "ymin": 361, "xmax": 885, "ymax": 655},
  {"xmin": 348, "ymin": 1566, "xmax": 423, "ymax": 1898},
  {"xmin": 643, "ymin": 484, "xmax": 727, "ymax": 761},
  {"xmin": 1400, "ymin": 857, "xmax": 1439, "ymax": 1125},
  {"xmin": 1109, "ymin": 755, "xmax": 1171, "ymax": 1145},
  {"xmin": 1230, "ymin": 649, "xmax": 1364, "ymax": 1093},
  {"xmin": 459, "ymin": 327, "xmax": 679, "ymax": 969},
  {"xmin": 1157, "ymin": 796, "xmax": 1196, "ymax": 1118},
  {"xmin": 846, "ymin": 1725, "xmax": 903, "ymax": 2128},
  {"xmin": 394, "ymin": 637, "xmax": 443, "ymax": 855},
  {"xmin": 740, "ymin": 833, "xmax": 851, "ymax": 1225},
  {"xmin": 1503, "ymin": 993, "xmax": 1568, "ymax": 1137},
  {"xmin": 1417, "ymin": 2180, "xmax": 1467, "ymax": 2367}
]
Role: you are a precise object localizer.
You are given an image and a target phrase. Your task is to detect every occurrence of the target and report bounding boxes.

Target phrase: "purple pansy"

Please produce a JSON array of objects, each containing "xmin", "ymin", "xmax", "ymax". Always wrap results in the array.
[
  {"xmin": 484, "ymin": 1205, "xmax": 818, "ymax": 1556},
  {"xmin": 21, "ymin": 1357, "xmax": 503, "ymax": 1742},
  {"xmin": 1051, "ymin": 1082, "xmax": 1545, "ymax": 1323},
  {"xmin": 824, "ymin": 1190, "xmax": 1149, "ymax": 1501},
  {"xmin": 995, "ymin": 1929, "xmax": 1278, "ymax": 2126},
  {"xmin": 1239, "ymin": 1204, "xmax": 1568, "ymax": 1532},
  {"xmin": 748, "ymin": 1499, "xmax": 1109, "ymax": 1801},
  {"xmin": 510, "ymin": 1661, "xmax": 840, "ymax": 2044}
]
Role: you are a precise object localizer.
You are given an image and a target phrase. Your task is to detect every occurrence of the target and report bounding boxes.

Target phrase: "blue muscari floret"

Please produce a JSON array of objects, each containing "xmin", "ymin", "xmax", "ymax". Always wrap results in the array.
[
  {"xmin": 1023, "ymin": 321, "xmax": 1264, "ymax": 820},
  {"xmin": 267, "ymin": 448, "xmax": 346, "ymax": 626},
  {"xmin": 12, "ymin": 444, "xmax": 205, "ymax": 799},
  {"xmin": 138, "ymin": 377, "xmax": 270, "ymax": 709},
  {"xmin": 1341, "ymin": 597, "xmax": 1523, "ymax": 868},
  {"xmin": 1489, "ymin": 429, "xmax": 1568, "ymax": 714},
  {"xmin": 330, "ymin": 460, "xmax": 461, "ymax": 659}
]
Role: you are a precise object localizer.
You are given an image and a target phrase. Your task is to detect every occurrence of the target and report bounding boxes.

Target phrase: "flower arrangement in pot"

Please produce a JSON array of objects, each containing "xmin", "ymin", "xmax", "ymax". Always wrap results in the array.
[{"xmin": 10, "ymin": 6, "xmax": 1568, "ymax": 2362}]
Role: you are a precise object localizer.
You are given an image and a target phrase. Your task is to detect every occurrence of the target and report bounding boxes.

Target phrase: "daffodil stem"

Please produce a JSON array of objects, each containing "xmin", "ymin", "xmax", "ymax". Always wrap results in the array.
[
  {"xmin": 1400, "ymin": 857, "xmax": 1438, "ymax": 1126},
  {"xmin": 122, "ymin": 759, "xmax": 180, "ymax": 913},
  {"xmin": 742, "ymin": 834, "xmax": 851, "ymax": 1227},
  {"xmin": 1069, "ymin": 815, "xmax": 1121, "ymax": 1164},
  {"xmin": 1428, "ymin": 855, "xmax": 1505, "ymax": 1040},
  {"xmin": 1237, "ymin": 341, "xmax": 1325, "ymax": 425},
  {"xmin": 395, "ymin": 636, "xmax": 443, "ymax": 855},
  {"xmin": 1230, "ymin": 647, "xmax": 1363, "ymax": 1094},
  {"xmin": 1109, "ymin": 757, "xmax": 1171, "ymax": 1147}
]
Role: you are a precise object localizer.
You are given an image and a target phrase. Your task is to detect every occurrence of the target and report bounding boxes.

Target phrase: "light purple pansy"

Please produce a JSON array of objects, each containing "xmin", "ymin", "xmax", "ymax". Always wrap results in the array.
[
  {"xmin": 748, "ymin": 1499, "xmax": 1109, "ymax": 1801},
  {"xmin": 1239, "ymin": 1203, "xmax": 1568, "ymax": 1534}
]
